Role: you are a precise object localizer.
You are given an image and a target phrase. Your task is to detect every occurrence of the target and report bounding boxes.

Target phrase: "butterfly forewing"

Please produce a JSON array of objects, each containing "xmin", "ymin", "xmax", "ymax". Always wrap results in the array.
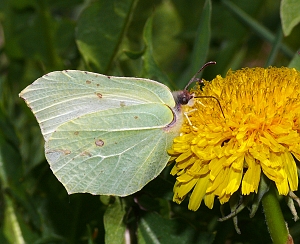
[{"xmin": 19, "ymin": 70, "xmax": 176, "ymax": 141}]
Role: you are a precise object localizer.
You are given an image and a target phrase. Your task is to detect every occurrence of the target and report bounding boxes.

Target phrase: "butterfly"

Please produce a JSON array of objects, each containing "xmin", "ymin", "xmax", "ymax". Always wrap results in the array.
[{"xmin": 19, "ymin": 61, "xmax": 216, "ymax": 196}]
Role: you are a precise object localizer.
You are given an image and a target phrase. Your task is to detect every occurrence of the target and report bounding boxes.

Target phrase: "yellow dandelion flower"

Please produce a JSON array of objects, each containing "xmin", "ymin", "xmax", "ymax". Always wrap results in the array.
[{"xmin": 169, "ymin": 67, "xmax": 300, "ymax": 211}]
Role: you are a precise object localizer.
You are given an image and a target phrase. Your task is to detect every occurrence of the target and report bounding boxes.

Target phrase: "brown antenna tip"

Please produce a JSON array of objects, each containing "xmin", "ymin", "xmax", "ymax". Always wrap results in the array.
[{"xmin": 184, "ymin": 61, "xmax": 216, "ymax": 90}]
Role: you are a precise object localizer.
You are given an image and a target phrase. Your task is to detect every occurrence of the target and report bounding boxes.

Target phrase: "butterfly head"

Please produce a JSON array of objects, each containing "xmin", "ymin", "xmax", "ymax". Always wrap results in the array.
[
  {"xmin": 172, "ymin": 90, "xmax": 194, "ymax": 107},
  {"xmin": 172, "ymin": 61, "xmax": 217, "ymax": 109}
]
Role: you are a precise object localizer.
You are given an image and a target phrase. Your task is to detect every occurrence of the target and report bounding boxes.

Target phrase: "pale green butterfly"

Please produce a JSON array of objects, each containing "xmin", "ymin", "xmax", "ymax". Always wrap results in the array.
[{"xmin": 19, "ymin": 62, "xmax": 217, "ymax": 196}]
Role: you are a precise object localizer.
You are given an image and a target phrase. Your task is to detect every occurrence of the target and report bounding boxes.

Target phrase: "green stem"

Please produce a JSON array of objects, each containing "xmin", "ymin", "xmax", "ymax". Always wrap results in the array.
[
  {"xmin": 221, "ymin": 0, "xmax": 294, "ymax": 58},
  {"xmin": 265, "ymin": 27, "xmax": 283, "ymax": 67},
  {"xmin": 262, "ymin": 184, "xmax": 289, "ymax": 244},
  {"xmin": 106, "ymin": 0, "xmax": 139, "ymax": 73}
]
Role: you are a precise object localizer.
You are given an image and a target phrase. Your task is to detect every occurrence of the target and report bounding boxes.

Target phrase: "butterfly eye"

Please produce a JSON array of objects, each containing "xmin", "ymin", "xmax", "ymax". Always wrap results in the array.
[
  {"xmin": 172, "ymin": 90, "xmax": 193, "ymax": 106},
  {"xmin": 181, "ymin": 96, "xmax": 189, "ymax": 105}
]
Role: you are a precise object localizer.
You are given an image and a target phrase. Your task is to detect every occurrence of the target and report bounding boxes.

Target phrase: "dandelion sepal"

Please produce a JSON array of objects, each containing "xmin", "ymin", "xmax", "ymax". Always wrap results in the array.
[
  {"xmin": 286, "ymin": 196, "xmax": 299, "ymax": 221},
  {"xmin": 218, "ymin": 193, "xmax": 252, "ymax": 222},
  {"xmin": 249, "ymin": 174, "xmax": 270, "ymax": 218}
]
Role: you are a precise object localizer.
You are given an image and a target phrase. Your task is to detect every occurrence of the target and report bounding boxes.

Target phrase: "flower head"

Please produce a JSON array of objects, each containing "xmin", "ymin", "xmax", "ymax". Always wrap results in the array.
[{"xmin": 169, "ymin": 67, "xmax": 300, "ymax": 211}]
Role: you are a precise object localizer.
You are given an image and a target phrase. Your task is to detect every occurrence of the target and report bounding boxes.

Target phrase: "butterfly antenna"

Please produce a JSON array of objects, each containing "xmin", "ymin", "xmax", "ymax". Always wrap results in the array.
[
  {"xmin": 185, "ymin": 61, "xmax": 225, "ymax": 119},
  {"xmin": 195, "ymin": 95, "xmax": 226, "ymax": 119},
  {"xmin": 184, "ymin": 61, "xmax": 216, "ymax": 90}
]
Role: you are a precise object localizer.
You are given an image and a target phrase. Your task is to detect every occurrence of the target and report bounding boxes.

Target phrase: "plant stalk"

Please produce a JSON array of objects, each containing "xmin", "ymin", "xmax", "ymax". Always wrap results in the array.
[{"xmin": 262, "ymin": 184, "xmax": 291, "ymax": 244}]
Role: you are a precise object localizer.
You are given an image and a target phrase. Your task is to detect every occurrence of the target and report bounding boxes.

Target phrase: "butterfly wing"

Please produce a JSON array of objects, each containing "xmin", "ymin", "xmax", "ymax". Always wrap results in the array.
[
  {"xmin": 19, "ymin": 70, "xmax": 176, "ymax": 141},
  {"xmin": 45, "ymin": 103, "xmax": 177, "ymax": 196},
  {"xmin": 20, "ymin": 71, "xmax": 180, "ymax": 196}
]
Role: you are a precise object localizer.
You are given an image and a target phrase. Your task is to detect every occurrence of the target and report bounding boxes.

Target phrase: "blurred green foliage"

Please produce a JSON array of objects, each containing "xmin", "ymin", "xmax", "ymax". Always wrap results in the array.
[{"xmin": 0, "ymin": 0, "xmax": 300, "ymax": 243}]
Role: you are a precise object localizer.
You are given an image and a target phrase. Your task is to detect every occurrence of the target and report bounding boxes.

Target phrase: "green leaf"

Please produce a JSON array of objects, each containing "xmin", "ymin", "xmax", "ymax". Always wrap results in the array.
[
  {"xmin": 0, "ymin": 134, "xmax": 39, "ymax": 243},
  {"xmin": 104, "ymin": 197, "xmax": 126, "ymax": 244},
  {"xmin": 142, "ymin": 16, "xmax": 171, "ymax": 86},
  {"xmin": 3, "ymin": 196, "xmax": 27, "ymax": 244},
  {"xmin": 288, "ymin": 52, "xmax": 300, "ymax": 71},
  {"xmin": 0, "ymin": 108, "xmax": 19, "ymax": 151},
  {"xmin": 142, "ymin": 176, "xmax": 173, "ymax": 201},
  {"xmin": 222, "ymin": 0, "xmax": 294, "ymax": 58},
  {"xmin": 76, "ymin": 0, "xmax": 136, "ymax": 72},
  {"xmin": 176, "ymin": 0, "xmax": 212, "ymax": 87},
  {"xmin": 189, "ymin": 0, "xmax": 211, "ymax": 78},
  {"xmin": 151, "ymin": 1, "xmax": 181, "ymax": 71},
  {"xmin": 124, "ymin": 49, "xmax": 145, "ymax": 60},
  {"xmin": 280, "ymin": 0, "xmax": 300, "ymax": 36},
  {"xmin": 138, "ymin": 212, "xmax": 215, "ymax": 244},
  {"xmin": 1, "ymin": 0, "xmax": 63, "ymax": 70}
]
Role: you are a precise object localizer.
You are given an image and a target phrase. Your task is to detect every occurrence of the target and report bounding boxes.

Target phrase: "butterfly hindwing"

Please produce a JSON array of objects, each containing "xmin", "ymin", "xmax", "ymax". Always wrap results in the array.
[{"xmin": 46, "ymin": 103, "xmax": 176, "ymax": 196}]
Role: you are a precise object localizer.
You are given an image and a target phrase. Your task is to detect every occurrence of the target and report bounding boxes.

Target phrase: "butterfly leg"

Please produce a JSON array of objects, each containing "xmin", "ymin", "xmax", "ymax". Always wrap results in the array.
[
  {"xmin": 184, "ymin": 109, "xmax": 198, "ymax": 130},
  {"xmin": 184, "ymin": 100, "xmax": 207, "ymax": 130}
]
